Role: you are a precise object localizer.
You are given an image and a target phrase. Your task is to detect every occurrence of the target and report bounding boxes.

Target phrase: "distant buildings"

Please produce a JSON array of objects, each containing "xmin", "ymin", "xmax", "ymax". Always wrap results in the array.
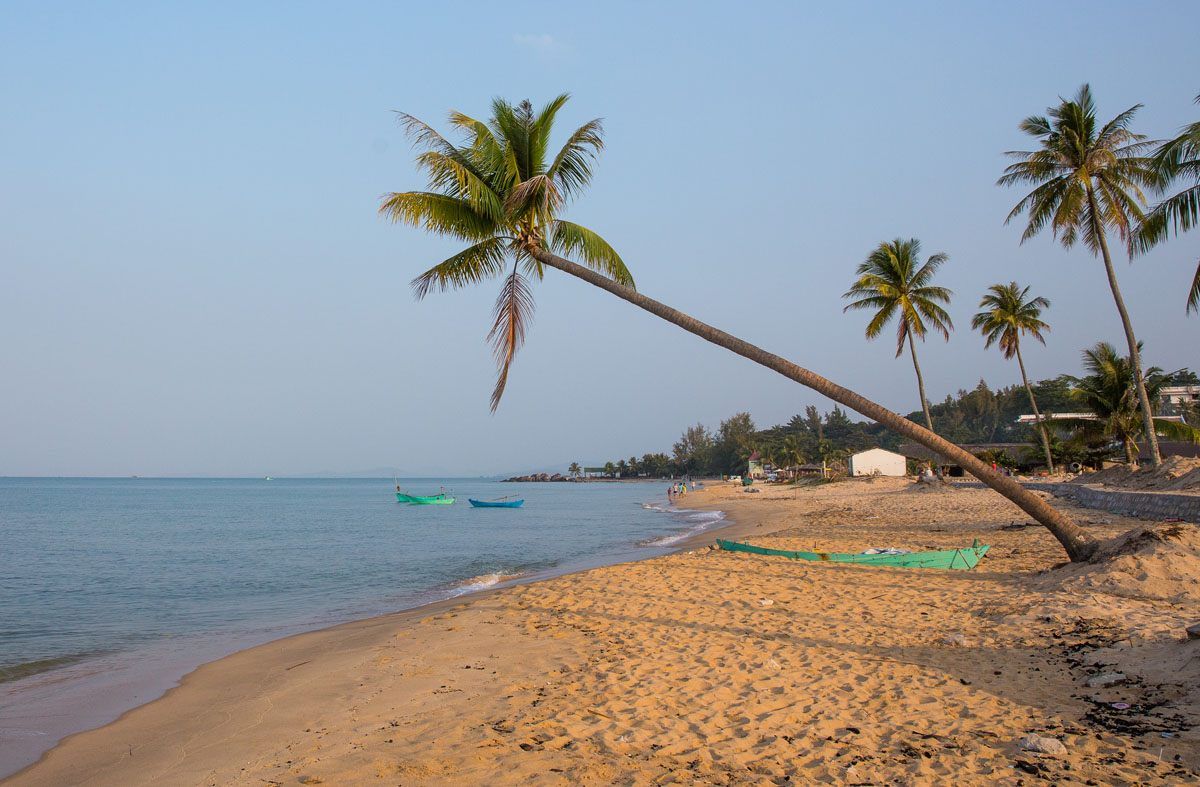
[{"xmin": 747, "ymin": 451, "xmax": 765, "ymax": 479}]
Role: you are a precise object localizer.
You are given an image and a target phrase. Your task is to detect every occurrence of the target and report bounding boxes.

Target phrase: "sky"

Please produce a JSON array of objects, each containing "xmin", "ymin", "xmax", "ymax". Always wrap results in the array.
[{"xmin": 2, "ymin": 1, "xmax": 1198, "ymax": 477}]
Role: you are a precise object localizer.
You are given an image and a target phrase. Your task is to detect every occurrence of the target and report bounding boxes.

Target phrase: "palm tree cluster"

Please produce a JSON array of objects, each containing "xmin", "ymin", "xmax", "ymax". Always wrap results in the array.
[
  {"xmin": 1056, "ymin": 343, "xmax": 1199, "ymax": 466},
  {"xmin": 382, "ymin": 89, "xmax": 1198, "ymax": 562},
  {"xmin": 842, "ymin": 85, "xmax": 1198, "ymax": 476}
]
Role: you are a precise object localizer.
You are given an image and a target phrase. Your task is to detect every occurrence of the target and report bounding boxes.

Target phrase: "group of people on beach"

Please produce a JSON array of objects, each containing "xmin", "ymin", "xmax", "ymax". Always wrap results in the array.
[{"xmin": 666, "ymin": 480, "xmax": 695, "ymax": 501}]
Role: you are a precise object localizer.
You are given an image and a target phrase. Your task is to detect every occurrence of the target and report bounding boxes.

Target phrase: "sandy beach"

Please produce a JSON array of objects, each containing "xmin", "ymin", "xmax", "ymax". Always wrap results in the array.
[{"xmin": 7, "ymin": 478, "xmax": 1198, "ymax": 785}]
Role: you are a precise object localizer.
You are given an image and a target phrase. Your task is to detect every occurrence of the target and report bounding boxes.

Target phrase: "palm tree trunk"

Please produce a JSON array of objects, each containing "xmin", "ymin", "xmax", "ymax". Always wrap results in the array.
[
  {"xmin": 1015, "ymin": 344, "xmax": 1055, "ymax": 473},
  {"xmin": 1087, "ymin": 189, "xmax": 1161, "ymax": 467},
  {"xmin": 1123, "ymin": 437, "xmax": 1138, "ymax": 466},
  {"xmin": 533, "ymin": 249, "xmax": 1099, "ymax": 561},
  {"xmin": 906, "ymin": 331, "xmax": 935, "ymax": 431}
]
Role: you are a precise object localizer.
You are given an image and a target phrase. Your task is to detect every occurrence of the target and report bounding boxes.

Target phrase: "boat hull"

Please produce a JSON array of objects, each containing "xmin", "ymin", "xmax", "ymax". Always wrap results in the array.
[
  {"xmin": 396, "ymin": 492, "xmax": 415, "ymax": 503},
  {"xmin": 468, "ymin": 499, "xmax": 524, "ymax": 508},
  {"xmin": 716, "ymin": 539, "xmax": 989, "ymax": 570},
  {"xmin": 409, "ymin": 496, "xmax": 455, "ymax": 505}
]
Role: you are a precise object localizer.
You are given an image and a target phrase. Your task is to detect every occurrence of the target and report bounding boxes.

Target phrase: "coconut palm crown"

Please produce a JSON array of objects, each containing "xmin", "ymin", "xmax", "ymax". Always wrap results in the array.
[
  {"xmin": 1137, "ymin": 92, "xmax": 1200, "ymax": 312},
  {"xmin": 998, "ymin": 84, "xmax": 1162, "ymax": 466},
  {"xmin": 998, "ymin": 84, "xmax": 1155, "ymax": 251},
  {"xmin": 380, "ymin": 94, "xmax": 633, "ymax": 409},
  {"xmin": 971, "ymin": 282, "xmax": 1054, "ymax": 470},
  {"xmin": 971, "ymin": 282, "xmax": 1049, "ymax": 358},
  {"xmin": 842, "ymin": 238, "xmax": 952, "ymax": 430}
]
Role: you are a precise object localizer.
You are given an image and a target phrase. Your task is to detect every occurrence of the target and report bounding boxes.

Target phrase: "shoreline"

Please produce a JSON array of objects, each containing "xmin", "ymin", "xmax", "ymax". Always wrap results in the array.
[
  {"xmin": 8, "ymin": 480, "xmax": 1198, "ymax": 784},
  {"xmin": 2, "ymin": 488, "xmax": 744, "ymax": 782}
]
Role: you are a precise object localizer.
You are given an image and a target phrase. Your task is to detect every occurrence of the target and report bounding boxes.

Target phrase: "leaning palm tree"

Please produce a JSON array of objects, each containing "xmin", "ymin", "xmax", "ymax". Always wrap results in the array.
[
  {"xmin": 1060, "ymin": 343, "xmax": 1199, "ymax": 466},
  {"xmin": 998, "ymin": 84, "xmax": 1162, "ymax": 466},
  {"xmin": 1137, "ymin": 92, "xmax": 1200, "ymax": 313},
  {"xmin": 971, "ymin": 282, "xmax": 1055, "ymax": 472},
  {"xmin": 381, "ymin": 94, "xmax": 1098, "ymax": 561},
  {"xmin": 842, "ymin": 239, "xmax": 952, "ymax": 431}
]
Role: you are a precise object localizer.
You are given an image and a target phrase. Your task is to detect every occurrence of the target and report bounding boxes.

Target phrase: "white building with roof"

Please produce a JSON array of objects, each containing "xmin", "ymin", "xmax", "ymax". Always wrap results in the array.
[{"xmin": 848, "ymin": 448, "xmax": 907, "ymax": 477}]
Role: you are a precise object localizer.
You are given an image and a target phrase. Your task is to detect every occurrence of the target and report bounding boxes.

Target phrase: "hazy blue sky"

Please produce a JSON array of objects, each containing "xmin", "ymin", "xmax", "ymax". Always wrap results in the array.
[{"xmin": 2, "ymin": 1, "xmax": 1198, "ymax": 476}]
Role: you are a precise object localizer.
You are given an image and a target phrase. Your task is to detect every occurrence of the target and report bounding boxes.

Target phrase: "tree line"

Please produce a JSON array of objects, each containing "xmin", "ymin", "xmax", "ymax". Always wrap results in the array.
[{"xmin": 582, "ymin": 365, "xmax": 1198, "ymax": 479}]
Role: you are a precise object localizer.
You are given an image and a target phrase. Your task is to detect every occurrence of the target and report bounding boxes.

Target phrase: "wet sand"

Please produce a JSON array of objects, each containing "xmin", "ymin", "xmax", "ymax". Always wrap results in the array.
[{"xmin": 7, "ymin": 478, "xmax": 1198, "ymax": 785}]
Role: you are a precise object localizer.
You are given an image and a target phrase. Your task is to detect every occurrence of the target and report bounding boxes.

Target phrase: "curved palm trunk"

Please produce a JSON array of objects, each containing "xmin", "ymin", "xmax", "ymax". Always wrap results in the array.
[
  {"xmin": 1015, "ymin": 344, "xmax": 1055, "ymax": 473},
  {"xmin": 533, "ymin": 249, "xmax": 1099, "ymax": 561},
  {"xmin": 1088, "ymin": 189, "xmax": 1161, "ymax": 467},
  {"xmin": 906, "ymin": 331, "xmax": 935, "ymax": 431}
]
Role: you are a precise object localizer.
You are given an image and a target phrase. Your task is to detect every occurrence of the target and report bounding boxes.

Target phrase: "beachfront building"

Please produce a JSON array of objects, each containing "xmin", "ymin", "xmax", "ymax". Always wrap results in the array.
[
  {"xmin": 747, "ymin": 451, "xmax": 765, "ymax": 479},
  {"xmin": 848, "ymin": 448, "xmax": 906, "ymax": 477},
  {"xmin": 1160, "ymin": 384, "xmax": 1200, "ymax": 408}
]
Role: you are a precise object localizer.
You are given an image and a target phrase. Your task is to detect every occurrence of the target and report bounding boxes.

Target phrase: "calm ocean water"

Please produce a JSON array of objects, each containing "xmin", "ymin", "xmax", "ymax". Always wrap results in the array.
[{"xmin": 0, "ymin": 477, "xmax": 721, "ymax": 775}]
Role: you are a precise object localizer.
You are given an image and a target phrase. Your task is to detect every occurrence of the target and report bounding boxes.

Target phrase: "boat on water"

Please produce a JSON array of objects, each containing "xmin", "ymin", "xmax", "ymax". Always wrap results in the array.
[
  {"xmin": 410, "ymin": 495, "xmax": 455, "ymax": 505},
  {"xmin": 716, "ymin": 539, "xmax": 989, "ymax": 570},
  {"xmin": 468, "ymin": 498, "xmax": 524, "ymax": 508},
  {"xmin": 396, "ymin": 486, "xmax": 453, "ymax": 504}
]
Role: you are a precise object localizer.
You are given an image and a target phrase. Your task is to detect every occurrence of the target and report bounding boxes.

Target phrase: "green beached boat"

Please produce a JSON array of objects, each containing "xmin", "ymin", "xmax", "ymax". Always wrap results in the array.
[{"xmin": 716, "ymin": 539, "xmax": 989, "ymax": 570}]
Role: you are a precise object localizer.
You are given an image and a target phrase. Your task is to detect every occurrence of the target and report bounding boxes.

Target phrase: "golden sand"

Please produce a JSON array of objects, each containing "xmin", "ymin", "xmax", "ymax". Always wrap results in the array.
[{"xmin": 8, "ymin": 479, "xmax": 1198, "ymax": 785}]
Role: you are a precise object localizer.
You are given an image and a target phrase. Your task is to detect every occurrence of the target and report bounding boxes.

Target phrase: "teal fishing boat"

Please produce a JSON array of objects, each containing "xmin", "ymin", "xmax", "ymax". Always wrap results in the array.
[
  {"xmin": 716, "ymin": 539, "xmax": 989, "ymax": 570},
  {"xmin": 468, "ymin": 498, "xmax": 524, "ymax": 508},
  {"xmin": 410, "ymin": 496, "xmax": 455, "ymax": 505},
  {"xmin": 395, "ymin": 492, "xmax": 415, "ymax": 503}
]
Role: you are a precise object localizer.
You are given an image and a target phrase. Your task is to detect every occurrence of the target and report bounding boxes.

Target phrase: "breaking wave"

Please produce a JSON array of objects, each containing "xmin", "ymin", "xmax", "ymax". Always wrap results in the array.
[
  {"xmin": 446, "ymin": 570, "xmax": 535, "ymax": 597},
  {"xmin": 639, "ymin": 506, "xmax": 727, "ymax": 547}
]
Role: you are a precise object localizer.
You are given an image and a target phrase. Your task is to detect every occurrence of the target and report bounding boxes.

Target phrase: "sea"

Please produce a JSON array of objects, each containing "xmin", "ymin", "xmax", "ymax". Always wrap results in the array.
[{"xmin": 0, "ymin": 476, "xmax": 723, "ymax": 776}]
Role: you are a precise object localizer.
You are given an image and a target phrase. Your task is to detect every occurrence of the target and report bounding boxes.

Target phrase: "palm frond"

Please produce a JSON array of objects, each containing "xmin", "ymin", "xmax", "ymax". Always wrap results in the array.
[
  {"xmin": 862, "ymin": 300, "xmax": 897, "ymax": 341},
  {"xmin": 549, "ymin": 220, "xmax": 634, "ymax": 286},
  {"xmin": 1189, "ymin": 259, "xmax": 1200, "ymax": 313},
  {"xmin": 411, "ymin": 152, "xmax": 505, "ymax": 221},
  {"xmin": 530, "ymin": 93, "xmax": 571, "ymax": 175},
  {"xmin": 491, "ymin": 98, "xmax": 533, "ymax": 181},
  {"xmin": 1153, "ymin": 417, "xmax": 1200, "ymax": 442},
  {"xmin": 487, "ymin": 267, "xmax": 536, "ymax": 411},
  {"xmin": 410, "ymin": 237, "xmax": 511, "ymax": 299},
  {"xmin": 548, "ymin": 119, "xmax": 604, "ymax": 201},
  {"xmin": 504, "ymin": 173, "xmax": 561, "ymax": 224},
  {"xmin": 379, "ymin": 191, "xmax": 497, "ymax": 241}
]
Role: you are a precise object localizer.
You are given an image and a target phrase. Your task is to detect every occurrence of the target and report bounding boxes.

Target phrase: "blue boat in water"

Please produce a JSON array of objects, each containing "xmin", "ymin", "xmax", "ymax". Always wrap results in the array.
[{"xmin": 468, "ymin": 498, "xmax": 524, "ymax": 508}]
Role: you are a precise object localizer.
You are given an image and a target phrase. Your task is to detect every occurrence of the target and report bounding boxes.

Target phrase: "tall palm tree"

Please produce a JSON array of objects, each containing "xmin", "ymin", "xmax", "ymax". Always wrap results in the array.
[
  {"xmin": 381, "ymin": 95, "xmax": 1098, "ymax": 561},
  {"xmin": 568, "ymin": 461, "xmax": 581, "ymax": 478},
  {"xmin": 998, "ymin": 84, "xmax": 1162, "ymax": 466},
  {"xmin": 1137, "ymin": 92, "xmax": 1200, "ymax": 313},
  {"xmin": 1061, "ymin": 343, "xmax": 1199, "ymax": 466},
  {"xmin": 842, "ymin": 239, "xmax": 952, "ymax": 431},
  {"xmin": 972, "ymin": 282, "xmax": 1055, "ymax": 472}
]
